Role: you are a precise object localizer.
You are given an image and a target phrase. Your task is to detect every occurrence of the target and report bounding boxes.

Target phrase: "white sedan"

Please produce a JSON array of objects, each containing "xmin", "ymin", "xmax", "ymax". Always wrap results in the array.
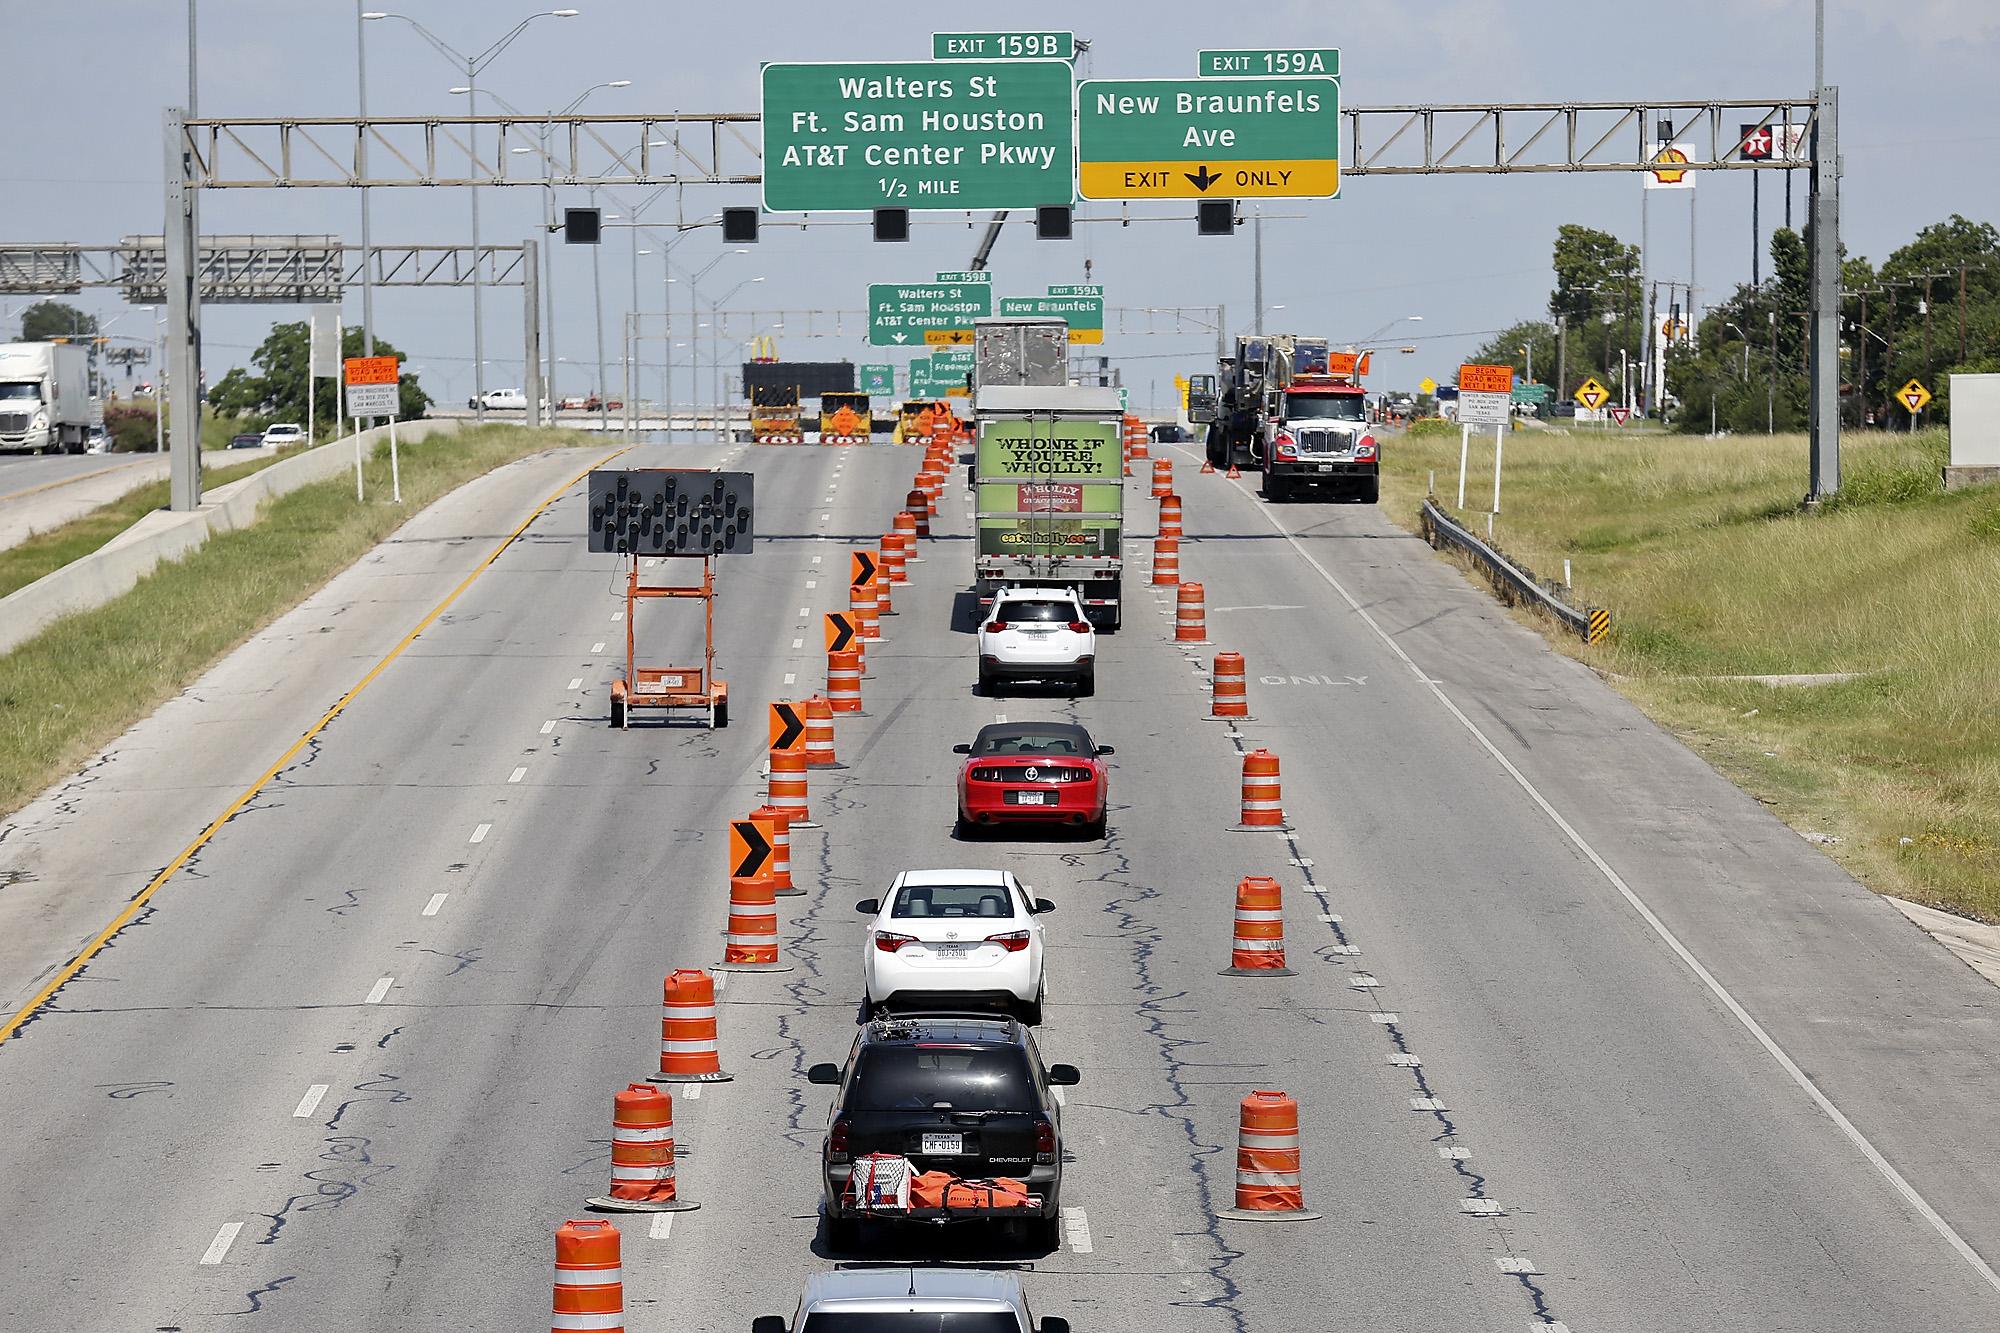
[
  {"xmin": 856, "ymin": 869, "xmax": 1054, "ymax": 1023},
  {"xmin": 976, "ymin": 586, "xmax": 1096, "ymax": 696}
]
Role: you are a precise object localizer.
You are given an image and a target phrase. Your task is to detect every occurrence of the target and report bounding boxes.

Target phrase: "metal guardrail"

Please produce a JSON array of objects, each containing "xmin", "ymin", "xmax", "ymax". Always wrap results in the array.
[{"xmin": 1420, "ymin": 498, "xmax": 1609, "ymax": 645}]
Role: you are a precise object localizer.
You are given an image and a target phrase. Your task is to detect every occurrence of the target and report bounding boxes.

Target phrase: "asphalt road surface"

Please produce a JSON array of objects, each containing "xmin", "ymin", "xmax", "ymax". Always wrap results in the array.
[{"xmin": 1, "ymin": 438, "xmax": 1997, "ymax": 1331}]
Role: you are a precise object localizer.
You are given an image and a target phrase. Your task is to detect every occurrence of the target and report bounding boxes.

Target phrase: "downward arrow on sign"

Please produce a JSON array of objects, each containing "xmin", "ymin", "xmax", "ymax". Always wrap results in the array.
[
  {"xmin": 1185, "ymin": 165, "xmax": 1221, "ymax": 191},
  {"xmin": 892, "ymin": 333, "xmax": 908, "ymax": 343}
]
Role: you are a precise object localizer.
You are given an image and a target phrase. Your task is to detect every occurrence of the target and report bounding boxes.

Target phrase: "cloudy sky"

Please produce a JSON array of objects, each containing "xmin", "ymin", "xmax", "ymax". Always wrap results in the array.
[{"xmin": 4, "ymin": 0, "xmax": 1993, "ymax": 412}]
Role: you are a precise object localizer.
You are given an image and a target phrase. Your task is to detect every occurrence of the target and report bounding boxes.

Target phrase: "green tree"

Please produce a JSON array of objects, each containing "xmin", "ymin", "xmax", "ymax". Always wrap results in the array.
[
  {"xmin": 209, "ymin": 322, "xmax": 431, "ymax": 423},
  {"xmin": 1546, "ymin": 225, "xmax": 1643, "ymax": 396},
  {"xmin": 1469, "ymin": 319, "xmax": 1558, "ymax": 389},
  {"xmin": 18, "ymin": 300, "xmax": 97, "ymax": 342}
]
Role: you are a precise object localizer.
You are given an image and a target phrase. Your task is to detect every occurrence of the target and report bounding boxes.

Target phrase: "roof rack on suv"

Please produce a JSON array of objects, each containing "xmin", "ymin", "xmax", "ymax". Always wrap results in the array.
[{"xmin": 866, "ymin": 1012, "xmax": 1020, "ymax": 1039}]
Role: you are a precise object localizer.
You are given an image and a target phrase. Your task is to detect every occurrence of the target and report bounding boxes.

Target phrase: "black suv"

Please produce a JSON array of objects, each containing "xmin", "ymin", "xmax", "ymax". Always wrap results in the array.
[{"xmin": 809, "ymin": 1014, "xmax": 1079, "ymax": 1250}]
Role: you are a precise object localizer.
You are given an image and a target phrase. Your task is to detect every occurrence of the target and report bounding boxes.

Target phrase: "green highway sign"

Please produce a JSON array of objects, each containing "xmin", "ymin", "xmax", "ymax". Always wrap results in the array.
[
  {"xmin": 998, "ymin": 290, "xmax": 1105, "ymax": 344},
  {"xmin": 936, "ymin": 270, "xmax": 991, "ymax": 284},
  {"xmin": 1199, "ymin": 48, "xmax": 1340, "ymax": 78},
  {"xmin": 869, "ymin": 281, "xmax": 994, "ymax": 346},
  {"xmin": 859, "ymin": 363, "xmax": 895, "ymax": 395},
  {"xmin": 910, "ymin": 355, "xmax": 973, "ymax": 398},
  {"xmin": 933, "ymin": 31, "xmax": 1075, "ymax": 61},
  {"xmin": 1076, "ymin": 76, "xmax": 1341, "ymax": 201},
  {"xmin": 761, "ymin": 61, "xmax": 1074, "ymax": 212}
]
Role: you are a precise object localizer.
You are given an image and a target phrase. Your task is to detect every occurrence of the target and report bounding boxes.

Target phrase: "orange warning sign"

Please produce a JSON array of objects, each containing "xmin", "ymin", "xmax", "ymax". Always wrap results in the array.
[
  {"xmin": 728, "ymin": 816, "xmax": 774, "ymax": 881},
  {"xmin": 1458, "ymin": 363, "xmax": 1515, "ymax": 395},
  {"xmin": 769, "ymin": 702, "xmax": 806, "ymax": 753},
  {"xmin": 343, "ymin": 355, "xmax": 399, "ymax": 385}
]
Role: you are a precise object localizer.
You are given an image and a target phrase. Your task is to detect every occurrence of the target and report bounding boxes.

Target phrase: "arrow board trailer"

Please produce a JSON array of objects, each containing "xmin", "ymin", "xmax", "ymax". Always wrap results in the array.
[{"xmin": 973, "ymin": 384, "xmax": 1126, "ymax": 631}]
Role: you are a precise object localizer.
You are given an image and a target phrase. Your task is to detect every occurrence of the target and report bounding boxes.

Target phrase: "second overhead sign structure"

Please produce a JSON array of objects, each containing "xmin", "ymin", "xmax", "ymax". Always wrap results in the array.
[{"xmin": 1075, "ymin": 76, "xmax": 1342, "ymax": 200}]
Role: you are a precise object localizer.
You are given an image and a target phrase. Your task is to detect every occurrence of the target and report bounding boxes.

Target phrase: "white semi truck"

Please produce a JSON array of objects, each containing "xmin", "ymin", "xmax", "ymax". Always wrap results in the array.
[{"xmin": 0, "ymin": 342, "xmax": 95, "ymax": 454}]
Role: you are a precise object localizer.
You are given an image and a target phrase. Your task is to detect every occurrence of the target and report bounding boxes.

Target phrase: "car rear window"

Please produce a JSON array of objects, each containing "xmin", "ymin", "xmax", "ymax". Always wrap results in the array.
[
  {"xmin": 993, "ymin": 600, "xmax": 1071, "ymax": 623},
  {"xmin": 848, "ymin": 1045, "xmax": 1036, "ymax": 1112},
  {"xmin": 803, "ymin": 1316, "xmax": 1019, "ymax": 1332},
  {"xmin": 972, "ymin": 732, "xmax": 1084, "ymax": 758},
  {"xmin": 891, "ymin": 884, "xmax": 1017, "ymax": 920}
]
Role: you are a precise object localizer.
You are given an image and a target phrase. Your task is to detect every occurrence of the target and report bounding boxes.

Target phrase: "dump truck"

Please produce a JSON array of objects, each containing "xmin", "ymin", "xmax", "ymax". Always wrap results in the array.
[
  {"xmin": 1192, "ymin": 335, "xmax": 1378, "ymax": 502},
  {"xmin": 0, "ymin": 341, "xmax": 94, "ymax": 454},
  {"xmin": 972, "ymin": 382, "xmax": 1125, "ymax": 631}
]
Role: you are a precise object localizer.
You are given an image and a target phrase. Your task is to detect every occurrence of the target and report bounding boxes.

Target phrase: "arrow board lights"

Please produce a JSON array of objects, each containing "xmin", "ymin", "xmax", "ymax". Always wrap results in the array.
[
  {"xmin": 588, "ymin": 470, "xmax": 756, "ymax": 556},
  {"xmin": 1075, "ymin": 76, "xmax": 1340, "ymax": 200}
]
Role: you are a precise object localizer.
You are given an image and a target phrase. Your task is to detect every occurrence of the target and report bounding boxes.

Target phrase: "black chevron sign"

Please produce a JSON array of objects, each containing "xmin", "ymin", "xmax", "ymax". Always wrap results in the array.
[
  {"xmin": 825, "ymin": 612, "xmax": 855, "ymax": 653},
  {"xmin": 730, "ymin": 819, "xmax": 773, "ymax": 879},
  {"xmin": 770, "ymin": 702, "xmax": 805, "ymax": 752},
  {"xmin": 850, "ymin": 551, "xmax": 877, "ymax": 588}
]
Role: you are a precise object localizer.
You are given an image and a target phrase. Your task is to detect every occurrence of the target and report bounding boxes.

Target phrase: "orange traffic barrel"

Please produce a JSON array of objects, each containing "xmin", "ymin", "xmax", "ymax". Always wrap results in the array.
[
  {"xmin": 650, "ymin": 968, "xmax": 730, "ymax": 1083},
  {"xmin": 1126, "ymin": 415, "xmax": 1150, "ymax": 459},
  {"xmin": 1236, "ymin": 749, "xmax": 1286, "ymax": 830},
  {"xmin": 1175, "ymin": 581, "xmax": 1208, "ymax": 643},
  {"xmin": 1151, "ymin": 536, "xmax": 1180, "ymax": 587},
  {"xmin": 1221, "ymin": 876, "xmax": 1292, "ymax": 976},
  {"xmin": 873, "ymin": 562, "xmax": 896, "ymax": 617},
  {"xmin": 553, "ymin": 1218, "xmax": 626, "ymax": 1331},
  {"xmin": 850, "ymin": 581, "xmax": 881, "ymax": 640},
  {"xmin": 1159, "ymin": 493, "xmax": 1184, "ymax": 539},
  {"xmin": 881, "ymin": 535, "xmax": 908, "ymax": 584},
  {"xmin": 752, "ymin": 803, "xmax": 800, "ymax": 897},
  {"xmin": 804, "ymin": 694, "xmax": 839, "ymax": 767},
  {"xmin": 1219, "ymin": 1091, "xmax": 1320, "ymax": 1221},
  {"xmin": 1210, "ymin": 651, "xmax": 1250, "ymax": 718},
  {"xmin": 1151, "ymin": 457, "xmax": 1173, "ymax": 499},
  {"xmin": 903, "ymin": 493, "xmax": 931, "ymax": 539},
  {"xmin": 719, "ymin": 864, "xmax": 788, "ymax": 972},
  {"xmin": 767, "ymin": 746, "xmax": 812, "ymax": 826},
  {"xmin": 587, "ymin": 1083, "xmax": 699, "ymax": 1213},
  {"xmin": 827, "ymin": 649, "xmax": 863, "ymax": 714},
  {"xmin": 892, "ymin": 511, "xmax": 922, "ymax": 560}
]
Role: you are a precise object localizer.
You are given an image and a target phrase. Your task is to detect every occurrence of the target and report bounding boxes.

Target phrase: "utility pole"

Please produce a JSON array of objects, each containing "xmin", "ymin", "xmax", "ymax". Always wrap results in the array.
[
  {"xmin": 1960, "ymin": 264, "xmax": 1970, "ymax": 363},
  {"xmin": 1806, "ymin": 83, "xmax": 1841, "ymax": 498},
  {"xmin": 1768, "ymin": 309, "xmax": 1778, "ymax": 433},
  {"xmin": 1252, "ymin": 209, "xmax": 1264, "ymax": 336},
  {"xmin": 1556, "ymin": 313, "xmax": 1567, "ymax": 402},
  {"xmin": 355, "ymin": 3, "xmax": 374, "ymax": 360},
  {"xmin": 522, "ymin": 237, "xmax": 541, "ymax": 428}
]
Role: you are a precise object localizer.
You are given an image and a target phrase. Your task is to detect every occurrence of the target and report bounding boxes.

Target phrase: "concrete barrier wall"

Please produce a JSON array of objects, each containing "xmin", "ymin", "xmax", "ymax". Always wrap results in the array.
[{"xmin": 0, "ymin": 419, "xmax": 464, "ymax": 656}]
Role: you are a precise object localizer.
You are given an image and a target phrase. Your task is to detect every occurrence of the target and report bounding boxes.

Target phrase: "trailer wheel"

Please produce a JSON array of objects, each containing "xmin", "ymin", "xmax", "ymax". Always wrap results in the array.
[
  {"xmin": 713, "ymin": 698, "xmax": 730, "ymax": 728},
  {"xmin": 610, "ymin": 699, "xmax": 626, "ymax": 729}
]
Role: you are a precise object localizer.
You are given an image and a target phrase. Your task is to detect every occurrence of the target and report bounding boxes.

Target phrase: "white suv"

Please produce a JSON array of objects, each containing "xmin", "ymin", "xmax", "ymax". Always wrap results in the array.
[
  {"xmin": 261, "ymin": 422, "xmax": 305, "ymax": 447},
  {"xmin": 978, "ymin": 587, "xmax": 1096, "ymax": 696},
  {"xmin": 753, "ymin": 1267, "xmax": 1070, "ymax": 1333},
  {"xmin": 858, "ymin": 869, "xmax": 1053, "ymax": 1023}
]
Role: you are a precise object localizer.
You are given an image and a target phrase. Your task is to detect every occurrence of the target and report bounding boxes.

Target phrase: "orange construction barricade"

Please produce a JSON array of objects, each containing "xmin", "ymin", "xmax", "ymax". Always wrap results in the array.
[
  {"xmin": 1209, "ymin": 651, "xmax": 1250, "ymax": 718},
  {"xmin": 1221, "ymin": 876, "xmax": 1293, "ymax": 976},
  {"xmin": 851, "ymin": 581, "xmax": 881, "ymax": 641},
  {"xmin": 1175, "ymin": 581, "xmax": 1208, "ymax": 643},
  {"xmin": 768, "ymin": 746, "xmax": 812, "ymax": 826},
  {"xmin": 1151, "ymin": 458, "xmax": 1173, "ymax": 499},
  {"xmin": 752, "ymin": 803, "xmax": 800, "ymax": 897},
  {"xmin": 718, "ymin": 864, "xmax": 789, "ymax": 972},
  {"xmin": 650, "ymin": 968, "xmax": 731, "ymax": 1083},
  {"xmin": 1151, "ymin": 536, "xmax": 1180, "ymax": 587},
  {"xmin": 1236, "ymin": 748, "xmax": 1286, "ymax": 829},
  {"xmin": 552, "ymin": 1218, "xmax": 626, "ymax": 1331},
  {"xmin": 1159, "ymin": 493, "xmax": 1183, "ymax": 539},
  {"xmin": 903, "ymin": 493, "xmax": 931, "ymax": 540},
  {"xmin": 804, "ymin": 694, "xmax": 839, "ymax": 767},
  {"xmin": 1219, "ymin": 1091, "xmax": 1320, "ymax": 1221},
  {"xmin": 588, "ymin": 1083, "xmax": 699, "ymax": 1213},
  {"xmin": 827, "ymin": 649, "xmax": 863, "ymax": 714}
]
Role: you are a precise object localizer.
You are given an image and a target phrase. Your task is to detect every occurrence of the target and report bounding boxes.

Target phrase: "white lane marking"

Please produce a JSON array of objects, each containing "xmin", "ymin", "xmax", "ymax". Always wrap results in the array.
[
  {"xmin": 820, "ymin": 513, "xmax": 831, "ymax": 522},
  {"xmin": 683, "ymin": 1084, "xmax": 702, "ymax": 1101},
  {"xmin": 1290, "ymin": 857, "xmax": 1314, "ymax": 868},
  {"xmin": 423, "ymin": 893, "xmax": 448, "ymax": 917},
  {"xmin": 293, "ymin": 1084, "xmax": 329, "ymax": 1118},
  {"xmin": 995, "ymin": 714, "xmax": 1007, "ymax": 724},
  {"xmin": 591, "ymin": 642, "xmax": 606, "ymax": 654},
  {"xmin": 1371, "ymin": 1012, "xmax": 1399, "ymax": 1024},
  {"xmin": 1411, "ymin": 1097, "xmax": 1447, "ymax": 1111},
  {"xmin": 713, "ymin": 971, "xmax": 729, "ymax": 994},
  {"xmin": 508, "ymin": 766, "xmax": 528, "ymax": 784},
  {"xmin": 1328, "ymin": 944, "xmax": 1362, "ymax": 955},
  {"xmin": 1350, "ymin": 973, "xmax": 1380, "ymax": 988},
  {"xmin": 1439, "ymin": 1145, "xmax": 1472, "ymax": 1159},
  {"xmin": 1388, "ymin": 1053, "xmax": 1421, "ymax": 1066},
  {"xmin": 567, "ymin": 677, "xmax": 584, "ymax": 690},
  {"xmin": 806, "ymin": 579, "xmax": 818, "ymax": 589},
  {"xmin": 1317, "ymin": 912, "xmax": 1341, "ymax": 923},
  {"xmin": 365, "ymin": 977, "xmax": 394, "ymax": 1004},
  {"xmin": 1461, "ymin": 1198, "xmax": 1505, "ymax": 1216},
  {"xmin": 783, "ymin": 673, "xmax": 797, "ymax": 686},
  {"xmin": 791, "ymin": 638, "xmax": 804, "ymax": 650},
  {"xmin": 1231, "ymin": 457, "xmax": 2000, "ymax": 1297},
  {"xmin": 470, "ymin": 823, "xmax": 491, "ymax": 844},
  {"xmin": 540, "ymin": 720, "xmax": 557, "ymax": 735},
  {"xmin": 199, "ymin": 1221, "xmax": 243, "ymax": 1265},
  {"xmin": 649, "ymin": 1213, "xmax": 676, "ymax": 1240},
  {"xmin": 798, "ymin": 607, "xmax": 811, "ymax": 617},
  {"xmin": 1062, "ymin": 1206, "xmax": 1094, "ymax": 1254},
  {"xmin": 1497, "ymin": 1257, "xmax": 1540, "ymax": 1275},
  {"xmin": 612, "ymin": 611, "xmax": 624, "ymax": 621},
  {"xmin": 811, "ymin": 555, "xmax": 822, "ymax": 565}
]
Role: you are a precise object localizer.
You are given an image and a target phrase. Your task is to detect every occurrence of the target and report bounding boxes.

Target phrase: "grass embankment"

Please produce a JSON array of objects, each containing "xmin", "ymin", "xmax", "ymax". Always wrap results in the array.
[
  {"xmin": 1380, "ymin": 425, "xmax": 2000, "ymax": 922},
  {"xmin": 0, "ymin": 452, "xmax": 286, "ymax": 600},
  {"xmin": 0, "ymin": 425, "xmax": 593, "ymax": 818}
]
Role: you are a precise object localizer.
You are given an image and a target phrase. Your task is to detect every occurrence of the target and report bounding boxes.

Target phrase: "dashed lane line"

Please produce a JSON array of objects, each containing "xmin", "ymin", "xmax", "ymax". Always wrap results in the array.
[
  {"xmin": 292, "ymin": 1084, "xmax": 329, "ymax": 1118},
  {"xmin": 470, "ymin": 823, "xmax": 491, "ymax": 844},
  {"xmin": 540, "ymin": 720, "xmax": 557, "ymax": 735},
  {"xmin": 423, "ymin": 893, "xmax": 448, "ymax": 917},
  {"xmin": 199, "ymin": 1221, "xmax": 242, "ymax": 1265},
  {"xmin": 508, "ymin": 767, "xmax": 527, "ymax": 784},
  {"xmin": 0, "ymin": 446, "xmax": 633, "ymax": 1046},
  {"xmin": 364, "ymin": 977, "xmax": 393, "ymax": 1004}
]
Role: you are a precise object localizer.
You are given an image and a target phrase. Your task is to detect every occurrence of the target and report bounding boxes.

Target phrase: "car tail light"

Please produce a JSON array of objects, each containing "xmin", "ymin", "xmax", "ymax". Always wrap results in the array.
[
  {"xmin": 986, "ymin": 621, "xmax": 1009, "ymax": 631},
  {"xmin": 1068, "ymin": 620, "xmax": 1090, "ymax": 633},
  {"xmin": 980, "ymin": 654, "xmax": 999, "ymax": 666},
  {"xmin": 984, "ymin": 929, "xmax": 1031, "ymax": 952},
  {"xmin": 829, "ymin": 1117, "xmax": 850, "ymax": 1163},
  {"xmin": 1034, "ymin": 1119, "xmax": 1056, "ymax": 1164},
  {"xmin": 873, "ymin": 930, "xmax": 916, "ymax": 953},
  {"xmin": 1076, "ymin": 655, "xmax": 1094, "ymax": 665}
]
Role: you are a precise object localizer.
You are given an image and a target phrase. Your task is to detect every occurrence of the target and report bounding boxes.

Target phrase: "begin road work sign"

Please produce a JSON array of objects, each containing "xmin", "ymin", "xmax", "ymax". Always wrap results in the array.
[
  {"xmin": 761, "ymin": 61, "xmax": 1074, "ymax": 212},
  {"xmin": 343, "ymin": 355, "xmax": 399, "ymax": 417},
  {"xmin": 1075, "ymin": 76, "xmax": 1340, "ymax": 200}
]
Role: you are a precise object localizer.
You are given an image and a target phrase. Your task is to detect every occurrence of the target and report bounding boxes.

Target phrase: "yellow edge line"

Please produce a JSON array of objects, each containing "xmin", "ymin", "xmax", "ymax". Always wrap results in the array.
[
  {"xmin": 0, "ymin": 461, "xmax": 138, "ymax": 505},
  {"xmin": 0, "ymin": 443, "xmax": 631, "ymax": 1046}
]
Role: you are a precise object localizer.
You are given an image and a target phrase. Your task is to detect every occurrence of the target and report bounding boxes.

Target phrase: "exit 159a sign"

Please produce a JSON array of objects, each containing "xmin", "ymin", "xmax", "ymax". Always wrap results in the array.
[
  {"xmin": 761, "ymin": 60, "xmax": 1074, "ymax": 212},
  {"xmin": 1199, "ymin": 48, "xmax": 1340, "ymax": 77},
  {"xmin": 1075, "ymin": 76, "xmax": 1340, "ymax": 201}
]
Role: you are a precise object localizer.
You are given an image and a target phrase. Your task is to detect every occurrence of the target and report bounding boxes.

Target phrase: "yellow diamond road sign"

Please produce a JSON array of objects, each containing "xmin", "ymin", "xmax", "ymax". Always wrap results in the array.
[
  {"xmin": 1574, "ymin": 377, "xmax": 1610, "ymax": 411},
  {"xmin": 1899, "ymin": 379, "xmax": 1932, "ymax": 414},
  {"xmin": 1418, "ymin": 376, "xmax": 1437, "ymax": 395}
]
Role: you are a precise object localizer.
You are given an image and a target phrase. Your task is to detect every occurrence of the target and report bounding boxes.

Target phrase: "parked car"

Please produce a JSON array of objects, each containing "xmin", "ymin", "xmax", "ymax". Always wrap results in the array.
[
  {"xmin": 808, "ymin": 1013, "xmax": 1079, "ymax": 1250},
  {"xmin": 228, "ymin": 432, "xmax": 265, "ymax": 450},
  {"xmin": 954, "ymin": 722, "xmax": 1112, "ymax": 839},
  {"xmin": 977, "ymin": 587, "xmax": 1096, "ymax": 695},
  {"xmin": 857, "ymin": 869, "xmax": 1054, "ymax": 1022},
  {"xmin": 753, "ymin": 1268, "xmax": 1070, "ymax": 1333},
  {"xmin": 261, "ymin": 422, "xmax": 305, "ymax": 447}
]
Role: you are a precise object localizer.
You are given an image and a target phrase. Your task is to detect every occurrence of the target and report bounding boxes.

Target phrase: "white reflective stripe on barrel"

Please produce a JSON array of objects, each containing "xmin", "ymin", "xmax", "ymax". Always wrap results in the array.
[
  {"xmin": 552, "ymin": 1314, "xmax": 625, "ymax": 1331},
  {"xmin": 664, "ymin": 1004, "xmax": 716, "ymax": 1020},
  {"xmin": 613, "ymin": 1125, "xmax": 674, "ymax": 1142},
  {"xmin": 1237, "ymin": 1170, "xmax": 1301, "ymax": 1186},
  {"xmin": 1234, "ymin": 909, "xmax": 1283, "ymax": 922},
  {"xmin": 1232, "ymin": 939, "xmax": 1285, "ymax": 951},
  {"xmin": 1239, "ymin": 1129, "xmax": 1300, "ymax": 1147},
  {"xmin": 611, "ymin": 1164, "xmax": 673, "ymax": 1180},
  {"xmin": 662, "ymin": 1038, "xmax": 717, "ymax": 1053},
  {"xmin": 554, "ymin": 1266, "xmax": 623, "ymax": 1287}
]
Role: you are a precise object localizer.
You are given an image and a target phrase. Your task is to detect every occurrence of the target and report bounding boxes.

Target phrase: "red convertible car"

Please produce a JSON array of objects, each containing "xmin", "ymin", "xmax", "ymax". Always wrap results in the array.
[{"xmin": 954, "ymin": 722, "xmax": 1112, "ymax": 839}]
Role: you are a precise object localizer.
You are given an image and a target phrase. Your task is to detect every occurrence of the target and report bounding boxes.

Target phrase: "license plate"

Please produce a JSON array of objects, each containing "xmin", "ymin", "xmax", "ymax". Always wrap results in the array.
[
  {"xmin": 1316, "ymin": 464, "xmax": 1335, "ymax": 473},
  {"xmin": 921, "ymin": 1133, "xmax": 964, "ymax": 1155},
  {"xmin": 931, "ymin": 942, "xmax": 970, "ymax": 959},
  {"xmin": 1011, "ymin": 791, "xmax": 1049, "ymax": 806}
]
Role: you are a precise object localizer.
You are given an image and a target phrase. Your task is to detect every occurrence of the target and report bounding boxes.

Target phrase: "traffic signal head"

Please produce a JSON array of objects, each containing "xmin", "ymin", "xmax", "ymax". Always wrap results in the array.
[
  {"xmin": 564, "ymin": 208, "xmax": 601, "ymax": 245},
  {"xmin": 1036, "ymin": 206, "xmax": 1072, "ymax": 240},
  {"xmin": 722, "ymin": 207, "xmax": 759, "ymax": 243},
  {"xmin": 873, "ymin": 208, "xmax": 910, "ymax": 242},
  {"xmin": 1197, "ymin": 199, "xmax": 1236, "ymax": 236}
]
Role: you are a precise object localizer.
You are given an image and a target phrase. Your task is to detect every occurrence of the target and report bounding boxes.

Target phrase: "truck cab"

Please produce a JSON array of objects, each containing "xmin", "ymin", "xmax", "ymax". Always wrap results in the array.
[
  {"xmin": 0, "ymin": 342, "xmax": 94, "ymax": 454},
  {"xmin": 1265, "ymin": 380, "xmax": 1379, "ymax": 503}
]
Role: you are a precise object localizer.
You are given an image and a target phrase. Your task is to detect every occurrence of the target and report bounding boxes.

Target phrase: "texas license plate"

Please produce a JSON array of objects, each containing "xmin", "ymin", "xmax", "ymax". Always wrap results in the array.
[
  {"xmin": 1316, "ymin": 464, "xmax": 1335, "ymax": 473},
  {"xmin": 1010, "ymin": 791, "xmax": 1049, "ymax": 806},
  {"xmin": 921, "ymin": 1133, "xmax": 964, "ymax": 1155},
  {"xmin": 931, "ymin": 943, "xmax": 970, "ymax": 959}
]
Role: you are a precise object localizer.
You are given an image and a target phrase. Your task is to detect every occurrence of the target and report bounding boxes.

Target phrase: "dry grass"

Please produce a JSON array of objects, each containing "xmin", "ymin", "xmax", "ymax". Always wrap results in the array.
[
  {"xmin": 0, "ymin": 426, "xmax": 592, "ymax": 818},
  {"xmin": 1381, "ymin": 425, "xmax": 2000, "ymax": 921}
]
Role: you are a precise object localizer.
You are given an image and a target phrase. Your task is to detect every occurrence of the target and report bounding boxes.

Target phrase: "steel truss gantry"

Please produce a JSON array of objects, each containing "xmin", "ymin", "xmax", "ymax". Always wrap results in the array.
[{"xmin": 0, "ymin": 239, "xmax": 525, "ymax": 302}]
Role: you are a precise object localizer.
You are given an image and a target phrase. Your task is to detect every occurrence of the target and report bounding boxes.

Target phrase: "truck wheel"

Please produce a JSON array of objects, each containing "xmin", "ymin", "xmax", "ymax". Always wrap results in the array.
[
  {"xmin": 1360, "ymin": 477, "xmax": 1380, "ymax": 504},
  {"xmin": 1263, "ymin": 476, "xmax": 1288, "ymax": 502}
]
